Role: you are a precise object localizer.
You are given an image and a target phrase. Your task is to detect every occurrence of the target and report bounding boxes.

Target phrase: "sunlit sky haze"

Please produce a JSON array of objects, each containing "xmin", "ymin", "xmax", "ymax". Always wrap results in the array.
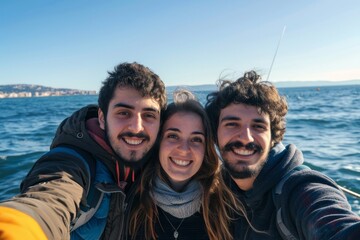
[{"xmin": 1, "ymin": 0, "xmax": 359, "ymax": 91}]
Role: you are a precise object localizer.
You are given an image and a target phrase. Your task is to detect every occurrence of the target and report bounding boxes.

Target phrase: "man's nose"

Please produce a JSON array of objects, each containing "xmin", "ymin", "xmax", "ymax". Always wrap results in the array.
[
  {"xmin": 128, "ymin": 114, "xmax": 144, "ymax": 133},
  {"xmin": 237, "ymin": 127, "xmax": 254, "ymax": 144}
]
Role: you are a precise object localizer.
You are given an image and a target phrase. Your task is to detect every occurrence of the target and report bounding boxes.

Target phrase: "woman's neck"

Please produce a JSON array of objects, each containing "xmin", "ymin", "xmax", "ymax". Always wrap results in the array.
[{"xmin": 168, "ymin": 179, "xmax": 190, "ymax": 192}]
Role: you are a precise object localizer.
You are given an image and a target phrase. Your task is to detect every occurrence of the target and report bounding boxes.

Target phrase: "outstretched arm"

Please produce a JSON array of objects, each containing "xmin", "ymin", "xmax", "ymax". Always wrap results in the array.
[
  {"xmin": 284, "ymin": 170, "xmax": 360, "ymax": 239},
  {"xmin": 0, "ymin": 151, "xmax": 90, "ymax": 240}
]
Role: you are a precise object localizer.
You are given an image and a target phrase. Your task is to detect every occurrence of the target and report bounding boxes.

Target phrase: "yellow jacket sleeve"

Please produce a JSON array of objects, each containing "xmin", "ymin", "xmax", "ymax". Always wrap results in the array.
[{"xmin": 0, "ymin": 206, "xmax": 47, "ymax": 240}]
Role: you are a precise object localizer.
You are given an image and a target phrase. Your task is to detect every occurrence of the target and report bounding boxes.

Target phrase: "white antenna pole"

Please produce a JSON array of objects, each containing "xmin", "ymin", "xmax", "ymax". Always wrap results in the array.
[
  {"xmin": 266, "ymin": 26, "xmax": 286, "ymax": 81},
  {"xmin": 338, "ymin": 185, "xmax": 360, "ymax": 199}
]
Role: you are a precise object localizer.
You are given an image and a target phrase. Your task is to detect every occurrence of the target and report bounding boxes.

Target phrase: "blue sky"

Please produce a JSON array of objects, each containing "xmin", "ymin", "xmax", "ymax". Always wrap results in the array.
[{"xmin": 1, "ymin": 0, "xmax": 359, "ymax": 91}]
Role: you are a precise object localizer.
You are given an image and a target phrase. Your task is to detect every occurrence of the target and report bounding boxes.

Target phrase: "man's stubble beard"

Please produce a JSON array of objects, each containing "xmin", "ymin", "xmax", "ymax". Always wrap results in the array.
[
  {"xmin": 104, "ymin": 122, "xmax": 155, "ymax": 170},
  {"xmin": 220, "ymin": 141, "xmax": 268, "ymax": 179},
  {"xmin": 222, "ymin": 157, "xmax": 266, "ymax": 179}
]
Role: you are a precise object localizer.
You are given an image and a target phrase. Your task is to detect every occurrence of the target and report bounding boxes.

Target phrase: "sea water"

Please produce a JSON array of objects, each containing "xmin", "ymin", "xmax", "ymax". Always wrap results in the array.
[{"xmin": 0, "ymin": 85, "xmax": 359, "ymax": 215}]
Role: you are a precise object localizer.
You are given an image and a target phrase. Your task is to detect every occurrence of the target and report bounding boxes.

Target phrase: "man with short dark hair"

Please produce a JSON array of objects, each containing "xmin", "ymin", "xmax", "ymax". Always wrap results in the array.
[
  {"xmin": 0, "ymin": 62, "xmax": 167, "ymax": 239},
  {"xmin": 206, "ymin": 71, "xmax": 360, "ymax": 239}
]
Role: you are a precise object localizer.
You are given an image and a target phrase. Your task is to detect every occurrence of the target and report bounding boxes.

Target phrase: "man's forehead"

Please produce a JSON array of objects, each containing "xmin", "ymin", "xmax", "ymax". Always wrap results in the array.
[
  {"xmin": 112, "ymin": 88, "xmax": 161, "ymax": 112},
  {"xmin": 220, "ymin": 103, "xmax": 270, "ymax": 120}
]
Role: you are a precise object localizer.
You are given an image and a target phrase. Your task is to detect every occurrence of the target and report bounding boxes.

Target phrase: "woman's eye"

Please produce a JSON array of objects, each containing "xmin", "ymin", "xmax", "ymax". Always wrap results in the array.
[
  {"xmin": 167, "ymin": 134, "xmax": 178, "ymax": 140},
  {"xmin": 192, "ymin": 137, "xmax": 204, "ymax": 143}
]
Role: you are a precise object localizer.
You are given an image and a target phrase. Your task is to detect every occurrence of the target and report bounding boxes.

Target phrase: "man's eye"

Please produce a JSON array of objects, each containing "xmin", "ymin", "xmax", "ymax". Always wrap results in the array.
[
  {"xmin": 254, "ymin": 124, "xmax": 266, "ymax": 130},
  {"xmin": 144, "ymin": 113, "xmax": 157, "ymax": 119},
  {"xmin": 117, "ymin": 111, "xmax": 129, "ymax": 116},
  {"xmin": 225, "ymin": 122, "xmax": 238, "ymax": 127}
]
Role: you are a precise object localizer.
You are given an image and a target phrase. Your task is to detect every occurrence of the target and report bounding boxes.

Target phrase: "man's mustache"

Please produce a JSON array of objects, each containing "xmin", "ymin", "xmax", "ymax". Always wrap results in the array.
[
  {"xmin": 119, "ymin": 132, "xmax": 150, "ymax": 141},
  {"xmin": 222, "ymin": 141, "xmax": 263, "ymax": 153}
]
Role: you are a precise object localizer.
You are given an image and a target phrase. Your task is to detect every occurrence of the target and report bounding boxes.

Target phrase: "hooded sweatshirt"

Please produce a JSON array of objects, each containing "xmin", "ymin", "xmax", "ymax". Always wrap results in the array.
[
  {"xmin": 0, "ymin": 105, "xmax": 141, "ymax": 240},
  {"xmin": 225, "ymin": 143, "xmax": 360, "ymax": 239}
]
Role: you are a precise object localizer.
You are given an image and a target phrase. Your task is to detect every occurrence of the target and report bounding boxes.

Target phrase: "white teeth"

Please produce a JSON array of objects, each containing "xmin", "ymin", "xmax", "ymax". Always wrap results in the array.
[
  {"xmin": 124, "ymin": 138, "xmax": 143, "ymax": 145},
  {"xmin": 233, "ymin": 149, "xmax": 254, "ymax": 156},
  {"xmin": 171, "ymin": 158, "xmax": 191, "ymax": 166}
]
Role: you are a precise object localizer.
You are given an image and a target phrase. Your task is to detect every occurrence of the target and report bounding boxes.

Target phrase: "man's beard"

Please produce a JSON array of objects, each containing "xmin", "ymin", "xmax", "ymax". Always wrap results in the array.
[
  {"xmin": 222, "ymin": 158, "xmax": 265, "ymax": 179},
  {"xmin": 123, "ymin": 146, "xmax": 155, "ymax": 170},
  {"xmin": 221, "ymin": 141, "xmax": 265, "ymax": 179},
  {"xmin": 104, "ymin": 123, "xmax": 154, "ymax": 170}
]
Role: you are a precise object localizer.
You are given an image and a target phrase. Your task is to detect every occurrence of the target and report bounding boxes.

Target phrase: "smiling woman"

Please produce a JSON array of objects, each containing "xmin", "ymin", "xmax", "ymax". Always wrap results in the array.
[
  {"xmin": 128, "ymin": 89, "xmax": 249, "ymax": 240},
  {"xmin": 159, "ymin": 111, "xmax": 205, "ymax": 192}
]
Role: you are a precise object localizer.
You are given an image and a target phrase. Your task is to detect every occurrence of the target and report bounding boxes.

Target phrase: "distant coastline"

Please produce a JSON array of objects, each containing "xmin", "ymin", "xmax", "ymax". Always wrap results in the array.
[
  {"xmin": 0, "ymin": 84, "xmax": 97, "ymax": 99},
  {"xmin": 166, "ymin": 79, "xmax": 360, "ymax": 92},
  {"xmin": 1, "ymin": 79, "xmax": 359, "ymax": 98}
]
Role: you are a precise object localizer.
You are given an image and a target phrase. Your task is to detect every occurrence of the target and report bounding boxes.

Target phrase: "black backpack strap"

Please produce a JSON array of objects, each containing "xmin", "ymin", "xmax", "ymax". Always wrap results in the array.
[{"xmin": 272, "ymin": 165, "xmax": 310, "ymax": 240}]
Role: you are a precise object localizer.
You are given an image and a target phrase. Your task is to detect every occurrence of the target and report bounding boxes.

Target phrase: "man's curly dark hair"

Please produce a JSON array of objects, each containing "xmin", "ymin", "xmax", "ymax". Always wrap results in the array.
[
  {"xmin": 98, "ymin": 62, "xmax": 167, "ymax": 117},
  {"xmin": 205, "ymin": 70, "xmax": 288, "ymax": 143}
]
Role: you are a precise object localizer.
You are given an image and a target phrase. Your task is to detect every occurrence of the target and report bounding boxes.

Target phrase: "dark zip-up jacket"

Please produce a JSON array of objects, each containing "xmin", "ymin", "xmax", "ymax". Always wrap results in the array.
[
  {"xmin": 1, "ymin": 105, "xmax": 139, "ymax": 239},
  {"xmin": 225, "ymin": 143, "xmax": 360, "ymax": 239}
]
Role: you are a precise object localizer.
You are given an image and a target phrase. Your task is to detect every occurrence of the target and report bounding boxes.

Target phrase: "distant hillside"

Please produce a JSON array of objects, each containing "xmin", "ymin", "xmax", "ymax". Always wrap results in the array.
[
  {"xmin": 0, "ymin": 84, "xmax": 96, "ymax": 98},
  {"xmin": 0, "ymin": 84, "xmax": 94, "ymax": 93}
]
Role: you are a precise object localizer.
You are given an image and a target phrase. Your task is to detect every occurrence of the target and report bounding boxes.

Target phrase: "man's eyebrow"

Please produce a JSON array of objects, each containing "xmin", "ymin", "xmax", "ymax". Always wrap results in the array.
[
  {"xmin": 113, "ymin": 103, "xmax": 159, "ymax": 113},
  {"xmin": 253, "ymin": 118, "xmax": 269, "ymax": 124},
  {"xmin": 253, "ymin": 118, "xmax": 267, "ymax": 123},
  {"xmin": 143, "ymin": 107, "xmax": 160, "ymax": 113},
  {"xmin": 220, "ymin": 115, "xmax": 240, "ymax": 123},
  {"xmin": 113, "ymin": 103, "xmax": 133, "ymax": 109},
  {"xmin": 220, "ymin": 116, "xmax": 269, "ymax": 124}
]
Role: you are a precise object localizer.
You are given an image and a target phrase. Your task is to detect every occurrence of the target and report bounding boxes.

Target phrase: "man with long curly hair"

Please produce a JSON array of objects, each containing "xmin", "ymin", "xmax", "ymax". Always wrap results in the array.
[{"xmin": 206, "ymin": 70, "xmax": 360, "ymax": 239}]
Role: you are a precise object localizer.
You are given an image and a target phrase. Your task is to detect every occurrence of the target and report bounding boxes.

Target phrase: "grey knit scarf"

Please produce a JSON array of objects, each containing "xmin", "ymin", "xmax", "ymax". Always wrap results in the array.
[{"xmin": 151, "ymin": 176, "xmax": 202, "ymax": 218}]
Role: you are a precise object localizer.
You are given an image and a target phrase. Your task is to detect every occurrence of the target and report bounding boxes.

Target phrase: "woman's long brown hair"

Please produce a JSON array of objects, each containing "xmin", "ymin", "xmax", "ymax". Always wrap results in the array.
[{"xmin": 129, "ymin": 89, "xmax": 249, "ymax": 240}]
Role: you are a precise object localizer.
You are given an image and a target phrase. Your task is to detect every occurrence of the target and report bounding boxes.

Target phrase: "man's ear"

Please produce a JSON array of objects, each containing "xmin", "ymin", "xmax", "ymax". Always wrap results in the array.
[{"xmin": 98, "ymin": 108, "xmax": 105, "ymax": 130}]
